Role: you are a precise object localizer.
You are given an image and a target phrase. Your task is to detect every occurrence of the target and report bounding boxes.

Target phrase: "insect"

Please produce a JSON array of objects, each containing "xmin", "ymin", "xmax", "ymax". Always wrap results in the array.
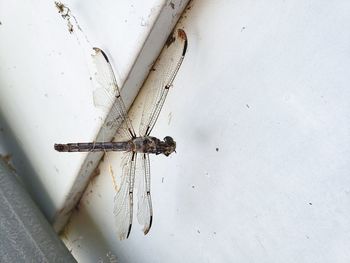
[{"xmin": 55, "ymin": 29, "xmax": 187, "ymax": 239}]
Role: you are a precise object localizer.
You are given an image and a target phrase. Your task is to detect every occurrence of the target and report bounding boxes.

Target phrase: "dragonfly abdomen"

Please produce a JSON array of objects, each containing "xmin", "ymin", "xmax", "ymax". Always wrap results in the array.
[{"xmin": 54, "ymin": 142, "xmax": 132, "ymax": 152}]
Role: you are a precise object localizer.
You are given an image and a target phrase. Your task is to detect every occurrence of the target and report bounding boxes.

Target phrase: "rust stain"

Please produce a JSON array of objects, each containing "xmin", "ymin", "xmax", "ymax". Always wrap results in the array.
[
  {"xmin": 0, "ymin": 154, "xmax": 16, "ymax": 172},
  {"xmin": 179, "ymin": 0, "xmax": 194, "ymax": 21},
  {"xmin": 177, "ymin": 28, "xmax": 187, "ymax": 41},
  {"xmin": 91, "ymin": 167, "xmax": 101, "ymax": 182},
  {"xmin": 1, "ymin": 154, "xmax": 12, "ymax": 163}
]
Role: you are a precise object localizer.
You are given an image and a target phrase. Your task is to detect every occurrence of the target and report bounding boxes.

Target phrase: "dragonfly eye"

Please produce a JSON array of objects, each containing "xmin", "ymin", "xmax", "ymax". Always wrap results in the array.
[
  {"xmin": 162, "ymin": 136, "xmax": 176, "ymax": 156},
  {"xmin": 164, "ymin": 136, "xmax": 174, "ymax": 144}
]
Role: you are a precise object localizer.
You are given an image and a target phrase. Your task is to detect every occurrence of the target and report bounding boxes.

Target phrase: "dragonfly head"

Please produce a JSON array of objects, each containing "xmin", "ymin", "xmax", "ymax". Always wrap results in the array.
[{"xmin": 162, "ymin": 136, "xmax": 176, "ymax": 156}]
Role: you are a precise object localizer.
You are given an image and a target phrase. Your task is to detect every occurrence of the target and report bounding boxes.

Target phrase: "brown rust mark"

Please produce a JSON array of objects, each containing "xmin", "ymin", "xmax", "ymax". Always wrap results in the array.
[
  {"xmin": 1, "ymin": 154, "xmax": 12, "ymax": 163},
  {"xmin": 177, "ymin": 28, "xmax": 187, "ymax": 41},
  {"xmin": 179, "ymin": 0, "xmax": 194, "ymax": 20},
  {"xmin": 166, "ymin": 28, "xmax": 187, "ymax": 48},
  {"xmin": 91, "ymin": 167, "xmax": 101, "ymax": 179},
  {"xmin": 0, "ymin": 154, "xmax": 16, "ymax": 172}
]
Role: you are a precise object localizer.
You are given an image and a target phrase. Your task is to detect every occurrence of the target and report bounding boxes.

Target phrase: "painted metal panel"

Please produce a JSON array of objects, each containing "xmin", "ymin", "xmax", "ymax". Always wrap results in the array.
[
  {"xmin": 63, "ymin": 1, "xmax": 350, "ymax": 262},
  {"xmin": 1, "ymin": 0, "xmax": 350, "ymax": 262},
  {"xmin": 0, "ymin": 0, "xmax": 187, "ymax": 231}
]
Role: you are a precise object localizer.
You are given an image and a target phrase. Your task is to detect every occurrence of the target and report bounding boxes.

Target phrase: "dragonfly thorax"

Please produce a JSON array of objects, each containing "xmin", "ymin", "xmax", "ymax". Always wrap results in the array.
[{"xmin": 132, "ymin": 136, "xmax": 176, "ymax": 156}]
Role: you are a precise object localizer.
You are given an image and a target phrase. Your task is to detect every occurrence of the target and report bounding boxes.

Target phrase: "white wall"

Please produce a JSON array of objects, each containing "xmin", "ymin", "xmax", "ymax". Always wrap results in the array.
[
  {"xmin": 1, "ymin": 1, "xmax": 350, "ymax": 262},
  {"xmin": 0, "ymin": 0, "xmax": 187, "ymax": 229}
]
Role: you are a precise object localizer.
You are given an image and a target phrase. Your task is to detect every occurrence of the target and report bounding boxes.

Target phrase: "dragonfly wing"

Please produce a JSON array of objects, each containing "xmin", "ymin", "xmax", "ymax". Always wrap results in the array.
[
  {"xmin": 113, "ymin": 152, "xmax": 137, "ymax": 240},
  {"xmin": 135, "ymin": 153, "xmax": 153, "ymax": 235},
  {"xmin": 92, "ymin": 47, "xmax": 136, "ymax": 140},
  {"xmin": 139, "ymin": 29, "xmax": 188, "ymax": 136}
]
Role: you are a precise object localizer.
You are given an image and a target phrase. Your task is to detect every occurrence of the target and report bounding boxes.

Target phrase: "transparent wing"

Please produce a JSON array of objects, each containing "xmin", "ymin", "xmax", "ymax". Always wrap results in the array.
[
  {"xmin": 139, "ymin": 29, "xmax": 188, "ymax": 136},
  {"xmin": 135, "ymin": 153, "xmax": 153, "ymax": 235},
  {"xmin": 92, "ymin": 47, "xmax": 136, "ymax": 141},
  {"xmin": 113, "ymin": 152, "xmax": 137, "ymax": 240}
]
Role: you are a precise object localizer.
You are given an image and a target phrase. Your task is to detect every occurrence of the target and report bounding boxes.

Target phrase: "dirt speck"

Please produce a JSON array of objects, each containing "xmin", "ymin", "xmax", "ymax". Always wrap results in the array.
[
  {"xmin": 91, "ymin": 167, "xmax": 100, "ymax": 179},
  {"xmin": 86, "ymin": 160, "xmax": 93, "ymax": 168}
]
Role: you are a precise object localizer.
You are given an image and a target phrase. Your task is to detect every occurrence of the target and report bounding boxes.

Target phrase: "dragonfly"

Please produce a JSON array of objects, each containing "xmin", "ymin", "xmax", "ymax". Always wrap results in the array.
[{"xmin": 54, "ymin": 29, "xmax": 187, "ymax": 240}]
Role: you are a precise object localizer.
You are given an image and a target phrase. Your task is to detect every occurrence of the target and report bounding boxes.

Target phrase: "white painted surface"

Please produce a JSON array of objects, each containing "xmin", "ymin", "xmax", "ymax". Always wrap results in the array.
[
  {"xmin": 0, "ymin": 0, "xmax": 186, "ymax": 224},
  {"xmin": 1, "ymin": 0, "xmax": 350, "ymax": 262},
  {"xmin": 62, "ymin": 1, "xmax": 350, "ymax": 262}
]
